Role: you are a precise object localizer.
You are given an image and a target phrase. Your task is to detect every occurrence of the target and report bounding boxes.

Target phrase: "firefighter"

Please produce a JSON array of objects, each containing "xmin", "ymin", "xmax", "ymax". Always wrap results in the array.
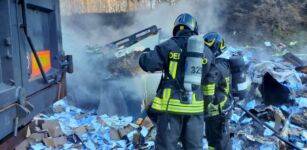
[
  {"xmin": 139, "ymin": 13, "xmax": 214, "ymax": 150},
  {"xmin": 202, "ymin": 32, "xmax": 233, "ymax": 150}
]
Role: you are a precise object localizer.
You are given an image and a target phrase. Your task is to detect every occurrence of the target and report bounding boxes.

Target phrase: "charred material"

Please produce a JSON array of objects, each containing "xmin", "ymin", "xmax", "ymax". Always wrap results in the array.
[
  {"xmin": 259, "ymin": 73, "xmax": 291, "ymax": 106},
  {"xmin": 296, "ymin": 66, "xmax": 307, "ymax": 74},
  {"xmin": 283, "ymin": 52, "xmax": 306, "ymax": 67}
]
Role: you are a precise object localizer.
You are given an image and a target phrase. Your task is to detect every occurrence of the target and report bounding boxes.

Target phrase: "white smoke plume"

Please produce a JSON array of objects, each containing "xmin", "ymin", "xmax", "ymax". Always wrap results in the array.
[
  {"xmin": 61, "ymin": 0, "xmax": 307, "ymax": 116},
  {"xmin": 60, "ymin": 0, "xmax": 229, "ymax": 116}
]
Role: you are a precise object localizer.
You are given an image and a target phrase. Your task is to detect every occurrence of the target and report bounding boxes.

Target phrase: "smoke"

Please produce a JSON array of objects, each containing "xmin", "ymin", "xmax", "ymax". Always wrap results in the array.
[
  {"xmin": 64, "ymin": 0, "xmax": 307, "ymax": 116},
  {"xmin": 132, "ymin": 0, "xmax": 227, "ymax": 36},
  {"xmin": 60, "ymin": 0, "xmax": 229, "ymax": 116},
  {"xmin": 61, "ymin": 0, "xmax": 307, "ymax": 116}
]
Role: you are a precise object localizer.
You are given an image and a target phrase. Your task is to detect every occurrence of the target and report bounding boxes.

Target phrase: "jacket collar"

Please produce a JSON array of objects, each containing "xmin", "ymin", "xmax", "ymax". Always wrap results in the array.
[{"xmin": 175, "ymin": 29, "xmax": 196, "ymax": 37}]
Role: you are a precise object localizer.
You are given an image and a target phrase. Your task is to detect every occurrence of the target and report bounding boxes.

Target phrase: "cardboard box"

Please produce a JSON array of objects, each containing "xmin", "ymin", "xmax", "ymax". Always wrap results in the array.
[
  {"xmin": 42, "ymin": 120, "xmax": 63, "ymax": 137},
  {"xmin": 110, "ymin": 127, "xmax": 120, "ymax": 140},
  {"xmin": 119, "ymin": 125, "xmax": 134, "ymax": 138},
  {"xmin": 74, "ymin": 126, "xmax": 87, "ymax": 137},
  {"xmin": 75, "ymin": 113, "xmax": 88, "ymax": 120},
  {"xmin": 136, "ymin": 118, "xmax": 143, "ymax": 125},
  {"xmin": 85, "ymin": 125, "xmax": 95, "ymax": 132},
  {"xmin": 133, "ymin": 132, "xmax": 145, "ymax": 148},
  {"xmin": 53, "ymin": 105, "xmax": 65, "ymax": 113},
  {"xmin": 43, "ymin": 136, "xmax": 67, "ymax": 147},
  {"xmin": 97, "ymin": 117, "xmax": 107, "ymax": 127},
  {"xmin": 28, "ymin": 133, "xmax": 45, "ymax": 142},
  {"xmin": 141, "ymin": 117, "xmax": 154, "ymax": 129},
  {"xmin": 15, "ymin": 140, "xmax": 30, "ymax": 150}
]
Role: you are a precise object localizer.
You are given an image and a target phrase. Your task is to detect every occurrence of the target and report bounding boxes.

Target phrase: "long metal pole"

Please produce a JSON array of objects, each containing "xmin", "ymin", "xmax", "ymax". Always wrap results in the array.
[{"xmin": 236, "ymin": 104, "xmax": 302, "ymax": 150}]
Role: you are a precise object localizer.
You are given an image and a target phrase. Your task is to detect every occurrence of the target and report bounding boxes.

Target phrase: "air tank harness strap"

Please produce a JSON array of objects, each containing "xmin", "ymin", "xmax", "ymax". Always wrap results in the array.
[{"xmin": 185, "ymin": 51, "xmax": 204, "ymax": 58}]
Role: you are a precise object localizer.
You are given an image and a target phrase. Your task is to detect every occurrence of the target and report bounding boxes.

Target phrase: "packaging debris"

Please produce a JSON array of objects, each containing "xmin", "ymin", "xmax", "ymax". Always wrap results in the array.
[
  {"xmin": 15, "ymin": 100, "xmax": 306, "ymax": 150},
  {"xmin": 43, "ymin": 136, "xmax": 67, "ymax": 147},
  {"xmin": 84, "ymin": 140, "xmax": 96, "ymax": 150},
  {"xmin": 30, "ymin": 143, "xmax": 48, "ymax": 150},
  {"xmin": 291, "ymin": 110, "xmax": 307, "ymax": 129},
  {"xmin": 296, "ymin": 66, "xmax": 307, "ymax": 74},
  {"xmin": 263, "ymin": 121, "xmax": 275, "ymax": 136},
  {"xmin": 15, "ymin": 99, "xmax": 156, "ymax": 150},
  {"xmin": 259, "ymin": 73, "xmax": 291, "ymax": 105},
  {"xmin": 232, "ymin": 138, "xmax": 244, "ymax": 150},
  {"xmin": 28, "ymin": 133, "xmax": 46, "ymax": 142},
  {"xmin": 259, "ymin": 143, "xmax": 277, "ymax": 150},
  {"xmin": 28, "ymin": 98, "xmax": 305, "ymax": 149},
  {"xmin": 109, "ymin": 127, "xmax": 121, "ymax": 140},
  {"xmin": 118, "ymin": 124, "xmax": 134, "ymax": 138},
  {"xmin": 229, "ymin": 50, "xmax": 307, "ymax": 149},
  {"xmin": 264, "ymin": 41, "xmax": 272, "ymax": 47},
  {"xmin": 295, "ymin": 97, "xmax": 307, "ymax": 108},
  {"xmin": 74, "ymin": 126, "xmax": 87, "ymax": 137},
  {"xmin": 133, "ymin": 131, "xmax": 146, "ymax": 149},
  {"xmin": 137, "ymin": 116, "xmax": 154, "ymax": 129},
  {"xmin": 15, "ymin": 140, "xmax": 30, "ymax": 150},
  {"xmin": 13, "ymin": 49, "xmax": 307, "ymax": 149},
  {"xmin": 42, "ymin": 120, "xmax": 64, "ymax": 138}
]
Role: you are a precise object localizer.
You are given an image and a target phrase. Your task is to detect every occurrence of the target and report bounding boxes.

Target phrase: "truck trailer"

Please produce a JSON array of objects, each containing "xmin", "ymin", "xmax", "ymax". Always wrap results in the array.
[{"xmin": 0, "ymin": 0, "xmax": 72, "ymax": 148}]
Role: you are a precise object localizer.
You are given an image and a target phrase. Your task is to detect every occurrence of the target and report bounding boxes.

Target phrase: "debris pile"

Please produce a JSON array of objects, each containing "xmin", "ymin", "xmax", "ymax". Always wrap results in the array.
[
  {"xmin": 17, "ymin": 43, "xmax": 306, "ymax": 150},
  {"xmin": 15, "ymin": 100, "xmax": 155, "ymax": 150},
  {"xmin": 230, "ymin": 51, "xmax": 307, "ymax": 150},
  {"xmin": 230, "ymin": 100, "xmax": 307, "ymax": 149}
]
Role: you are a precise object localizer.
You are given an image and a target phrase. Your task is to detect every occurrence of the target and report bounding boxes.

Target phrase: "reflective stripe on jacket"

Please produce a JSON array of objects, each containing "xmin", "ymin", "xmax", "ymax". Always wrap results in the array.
[
  {"xmin": 203, "ymin": 58, "xmax": 231, "ymax": 116},
  {"xmin": 139, "ymin": 30, "xmax": 213, "ymax": 114}
]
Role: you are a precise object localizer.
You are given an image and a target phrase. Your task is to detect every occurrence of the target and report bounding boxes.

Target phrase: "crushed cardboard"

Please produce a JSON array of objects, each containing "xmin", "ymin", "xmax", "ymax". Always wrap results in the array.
[
  {"xmin": 43, "ymin": 136, "xmax": 67, "ymax": 147},
  {"xmin": 118, "ymin": 124, "xmax": 134, "ymax": 138},
  {"xmin": 74, "ymin": 126, "xmax": 87, "ymax": 137},
  {"xmin": 140, "ymin": 116, "xmax": 154, "ymax": 129},
  {"xmin": 15, "ymin": 139, "xmax": 30, "ymax": 150},
  {"xmin": 133, "ymin": 131, "xmax": 146, "ymax": 149},
  {"xmin": 109, "ymin": 127, "xmax": 120, "ymax": 140},
  {"xmin": 25, "ymin": 63, "xmax": 307, "ymax": 150},
  {"xmin": 28, "ymin": 133, "xmax": 46, "ymax": 142},
  {"xmin": 42, "ymin": 120, "xmax": 63, "ymax": 138},
  {"xmin": 290, "ymin": 110, "xmax": 307, "ymax": 129},
  {"xmin": 53, "ymin": 104, "xmax": 65, "ymax": 113}
]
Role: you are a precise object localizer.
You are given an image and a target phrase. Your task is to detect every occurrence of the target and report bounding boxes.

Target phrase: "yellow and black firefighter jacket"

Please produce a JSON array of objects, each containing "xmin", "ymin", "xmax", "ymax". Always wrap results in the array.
[
  {"xmin": 203, "ymin": 58, "xmax": 232, "ymax": 116},
  {"xmin": 139, "ymin": 30, "xmax": 214, "ymax": 115}
]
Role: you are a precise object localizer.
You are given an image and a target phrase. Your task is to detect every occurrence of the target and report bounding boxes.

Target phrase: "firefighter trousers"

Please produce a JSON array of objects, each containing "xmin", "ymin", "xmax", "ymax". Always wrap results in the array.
[
  {"xmin": 155, "ymin": 113, "xmax": 204, "ymax": 150},
  {"xmin": 205, "ymin": 112, "xmax": 232, "ymax": 150}
]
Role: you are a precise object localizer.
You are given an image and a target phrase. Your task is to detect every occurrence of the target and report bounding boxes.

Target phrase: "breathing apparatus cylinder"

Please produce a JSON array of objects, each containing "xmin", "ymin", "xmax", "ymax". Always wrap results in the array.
[
  {"xmin": 229, "ymin": 55, "xmax": 248, "ymax": 100},
  {"xmin": 183, "ymin": 35, "xmax": 204, "ymax": 104}
]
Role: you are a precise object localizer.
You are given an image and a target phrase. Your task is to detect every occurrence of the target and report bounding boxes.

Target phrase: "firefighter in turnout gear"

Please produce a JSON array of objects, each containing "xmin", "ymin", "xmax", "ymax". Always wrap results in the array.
[
  {"xmin": 203, "ymin": 32, "xmax": 233, "ymax": 150},
  {"xmin": 139, "ymin": 13, "xmax": 214, "ymax": 150}
]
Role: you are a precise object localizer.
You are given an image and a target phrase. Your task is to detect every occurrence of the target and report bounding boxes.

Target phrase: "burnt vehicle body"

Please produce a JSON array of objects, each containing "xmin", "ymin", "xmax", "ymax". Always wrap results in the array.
[{"xmin": 0, "ymin": 0, "xmax": 72, "ymax": 147}]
